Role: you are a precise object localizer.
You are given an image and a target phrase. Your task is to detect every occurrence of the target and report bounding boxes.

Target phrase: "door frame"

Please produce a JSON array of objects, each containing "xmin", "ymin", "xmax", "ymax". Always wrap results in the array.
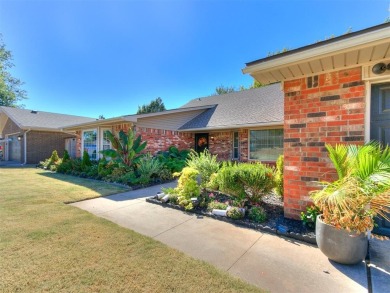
[{"xmin": 364, "ymin": 80, "xmax": 390, "ymax": 142}]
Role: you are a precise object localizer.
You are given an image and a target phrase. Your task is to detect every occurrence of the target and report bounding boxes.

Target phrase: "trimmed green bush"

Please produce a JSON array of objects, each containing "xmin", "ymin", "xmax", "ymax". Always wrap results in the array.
[
  {"xmin": 227, "ymin": 207, "xmax": 244, "ymax": 220},
  {"xmin": 218, "ymin": 162, "xmax": 275, "ymax": 206},
  {"xmin": 174, "ymin": 167, "xmax": 200, "ymax": 210},
  {"xmin": 81, "ymin": 151, "xmax": 92, "ymax": 171},
  {"xmin": 248, "ymin": 206, "xmax": 267, "ymax": 223},
  {"xmin": 207, "ymin": 200, "xmax": 228, "ymax": 211},
  {"xmin": 62, "ymin": 150, "xmax": 70, "ymax": 162}
]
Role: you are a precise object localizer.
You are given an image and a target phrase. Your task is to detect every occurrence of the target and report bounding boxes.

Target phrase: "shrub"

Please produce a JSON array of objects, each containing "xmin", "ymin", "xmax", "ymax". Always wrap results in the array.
[
  {"xmin": 300, "ymin": 205, "xmax": 320, "ymax": 229},
  {"xmin": 62, "ymin": 150, "xmax": 70, "ymax": 162},
  {"xmin": 137, "ymin": 153, "xmax": 164, "ymax": 184},
  {"xmin": 218, "ymin": 162, "xmax": 275, "ymax": 206},
  {"xmin": 157, "ymin": 146, "xmax": 190, "ymax": 173},
  {"xmin": 174, "ymin": 167, "xmax": 200, "ymax": 210},
  {"xmin": 186, "ymin": 149, "xmax": 220, "ymax": 188},
  {"xmin": 39, "ymin": 150, "xmax": 62, "ymax": 171},
  {"xmin": 56, "ymin": 159, "xmax": 73, "ymax": 174},
  {"xmin": 274, "ymin": 155, "xmax": 284, "ymax": 198},
  {"xmin": 81, "ymin": 151, "xmax": 92, "ymax": 171},
  {"xmin": 100, "ymin": 129, "xmax": 147, "ymax": 168},
  {"xmin": 227, "ymin": 207, "xmax": 244, "ymax": 220},
  {"xmin": 207, "ymin": 200, "xmax": 228, "ymax": 211},
  {"xmin": 158, "ymin": 168, "xmax": 173, "ymax": 181},
  {"xmin": 207, "ymin": 172, "xmax": 219, "ymax": 190},
  {"xmin": 248, "ymin": 206, "xmax": 267, "ymax": 223}
]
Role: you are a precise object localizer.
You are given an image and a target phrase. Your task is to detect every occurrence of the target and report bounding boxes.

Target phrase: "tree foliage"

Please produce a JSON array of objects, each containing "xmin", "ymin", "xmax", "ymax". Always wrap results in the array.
[
  {"xmin": 214, "ymin": 80, "xmax": 262, "ymax": 95},
  {"xmin": 0, "ymin": 36, "xmax": 27, "ymax": 108},
  {"xmin": 137, "ymin": 97, "xmax": 166, "ymax": 114}
]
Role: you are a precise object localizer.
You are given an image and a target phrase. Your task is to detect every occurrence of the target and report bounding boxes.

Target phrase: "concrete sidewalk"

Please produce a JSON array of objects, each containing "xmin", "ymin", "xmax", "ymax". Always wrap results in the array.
[{"xmin": 70, "ymin": 183, "xmax": 383, "ymax": 293}]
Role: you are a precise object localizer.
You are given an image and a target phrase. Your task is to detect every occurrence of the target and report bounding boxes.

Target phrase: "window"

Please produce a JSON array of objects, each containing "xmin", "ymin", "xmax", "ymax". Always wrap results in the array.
[
  {"xmin": 102, "ymin": 129, "xmax": 112, "ymax": 151},
  {"xmin": 232, "ymin": 131, "xmax": 239, "ymax": 159},
  {"xmin": 83, "ymin": 130, "xmax": 97, "ymax": 160},
  {"xmin": 249, "ymin": 129, "xmax": 283, "ymax": 161}
]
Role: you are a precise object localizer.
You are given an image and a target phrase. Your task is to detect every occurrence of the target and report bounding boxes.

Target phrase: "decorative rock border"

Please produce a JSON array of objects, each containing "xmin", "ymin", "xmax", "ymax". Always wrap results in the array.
[{"xmin": 146, "ymin": 197, "xmax": 317, "ymax": 245}]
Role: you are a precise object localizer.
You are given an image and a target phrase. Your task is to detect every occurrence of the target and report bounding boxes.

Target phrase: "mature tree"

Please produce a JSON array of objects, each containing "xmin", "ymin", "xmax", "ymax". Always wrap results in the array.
[
  {"xmin": 0, "ymin": 36, "xmax": 27, "ymax": 108},
  {"xmin": 137, "ymin": 97, "xmax": 166, "ymax": 114}
]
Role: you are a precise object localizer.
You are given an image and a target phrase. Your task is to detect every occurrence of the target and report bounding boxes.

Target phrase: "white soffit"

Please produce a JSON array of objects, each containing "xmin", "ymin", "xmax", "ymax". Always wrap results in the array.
[{"xmin": 243, "ymin": 25, "xmax": 390, "ymax": 85}]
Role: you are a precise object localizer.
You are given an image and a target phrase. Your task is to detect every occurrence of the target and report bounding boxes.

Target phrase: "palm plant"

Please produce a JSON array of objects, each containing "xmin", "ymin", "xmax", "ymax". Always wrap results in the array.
[
  {"xmin": 100, "ymin": 129, "xmax": 147, "ymax": 168},
  {"xmin": 310, "ymin": 142, "xmax": 390, "ymax": 233}
]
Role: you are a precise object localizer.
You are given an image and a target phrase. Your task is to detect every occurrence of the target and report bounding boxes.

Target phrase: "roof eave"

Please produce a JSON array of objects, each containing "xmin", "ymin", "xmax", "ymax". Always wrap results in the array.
[
  {"xmin": 179, "ymin": 121, "xmax": 284, "ymax": 132},
  {"xmin": 242, "ymin": 24, "xmax": 390, "ymax": 75}
]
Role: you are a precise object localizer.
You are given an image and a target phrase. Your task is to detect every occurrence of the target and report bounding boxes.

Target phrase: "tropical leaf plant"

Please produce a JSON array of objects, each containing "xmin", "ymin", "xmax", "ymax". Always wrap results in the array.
[
  {"xmin": 310, "ymin": 142, "xmax": 390, "ymax": 234},
  {"xmin": 100, "ymin": 129, "xmax": 147, "ymax": 168}
]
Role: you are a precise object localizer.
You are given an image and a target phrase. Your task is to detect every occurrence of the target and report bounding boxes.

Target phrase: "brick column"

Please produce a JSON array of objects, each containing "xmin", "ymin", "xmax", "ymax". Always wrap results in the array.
[{"xmin": 283, "ymin": 67, "xmax": 366, "ymax": 219}]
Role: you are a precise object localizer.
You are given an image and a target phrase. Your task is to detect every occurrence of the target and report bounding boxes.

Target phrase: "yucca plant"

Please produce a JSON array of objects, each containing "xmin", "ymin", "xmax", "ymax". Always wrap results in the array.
[
  {"xmin": 310, "ymin": 142, "xmax": 390, "ymax": 234},
  {"xmin": 100, "ymin": 129, "xmax": 147, "ymax": 168}
]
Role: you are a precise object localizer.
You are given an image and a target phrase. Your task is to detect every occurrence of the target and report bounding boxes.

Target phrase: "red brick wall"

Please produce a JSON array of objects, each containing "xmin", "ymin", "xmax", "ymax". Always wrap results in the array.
[
  {"xmin": 283, "ymin": 67, "xmax": 365, "ymax": 219},
  {"xmin": 135, "ymin": 127, "xmax": 195, "ymax": 154},
  {"xmin": 209, "ymin": 131, "xmax": 232, "ymax": 160}
]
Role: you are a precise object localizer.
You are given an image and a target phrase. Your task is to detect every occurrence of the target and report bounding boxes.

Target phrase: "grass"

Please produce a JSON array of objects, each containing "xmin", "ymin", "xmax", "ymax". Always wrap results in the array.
[{"xmin": 0, "ymin": 168, "xmax": 263, "ymax": 293}]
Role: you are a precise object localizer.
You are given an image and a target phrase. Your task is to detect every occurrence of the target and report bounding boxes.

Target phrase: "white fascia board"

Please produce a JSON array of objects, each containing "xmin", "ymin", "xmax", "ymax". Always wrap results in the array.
[
  {"xmin": 179, "ymin": 121, "xmax": 283, "ymax": 132},
  {"xmin": 243, "ymin": 27, "xmax": 390, "ymax": 74}
]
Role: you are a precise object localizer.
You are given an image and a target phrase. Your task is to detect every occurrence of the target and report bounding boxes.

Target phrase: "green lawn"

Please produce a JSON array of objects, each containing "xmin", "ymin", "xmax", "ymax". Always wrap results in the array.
[{"xmin": 0, "ymin": 168, "xmax": 263, "ymax": 293}]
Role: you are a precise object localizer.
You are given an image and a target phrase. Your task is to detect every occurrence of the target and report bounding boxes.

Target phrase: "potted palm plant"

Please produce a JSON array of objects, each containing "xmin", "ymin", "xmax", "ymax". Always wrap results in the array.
[{"xmin": 310, "ymin": 142, "xmax": 390, "ymax": 265}]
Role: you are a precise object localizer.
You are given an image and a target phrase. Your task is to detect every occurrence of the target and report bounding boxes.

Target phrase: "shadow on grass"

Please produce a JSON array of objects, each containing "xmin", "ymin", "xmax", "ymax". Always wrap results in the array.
[{"xmin": 37, "ymin": 171, "xmax": 130, "ymax": 202}]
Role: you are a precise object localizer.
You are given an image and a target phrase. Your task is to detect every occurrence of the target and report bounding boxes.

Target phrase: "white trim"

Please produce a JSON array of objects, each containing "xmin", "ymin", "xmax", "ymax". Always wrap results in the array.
[
  {"xmin": 247, "ymin": 128, "xmax": 284, "ymax": 162},
  {"xmin": 365, "ymin": 81, "xmax": 371, "ymax": 143},
  {"xmin": 81, "ymin": 128, "xmax": 98, "ymax": 160},
  {"xmin": 366, "ymin": 78, "xmax": 390, "ymax": 144},
  {"xmin": 243, "ymin": 27, "xmax": 390, "ymax": 74}
]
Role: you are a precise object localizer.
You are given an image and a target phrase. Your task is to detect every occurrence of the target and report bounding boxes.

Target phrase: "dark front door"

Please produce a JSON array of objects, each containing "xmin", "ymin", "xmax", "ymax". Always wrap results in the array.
[
  {"xmin": 195, "ymin": 133, "xmax": 209, "ymax": 153},
  {"xmin": 371, "ymin": 83, "xmax": 390, "ymax": 236}
]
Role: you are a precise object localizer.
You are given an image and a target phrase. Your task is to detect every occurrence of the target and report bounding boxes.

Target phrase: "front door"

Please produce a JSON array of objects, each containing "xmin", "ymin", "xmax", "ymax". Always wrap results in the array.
[
  {"xmin": 195, "ymin": 133, "xmax": 209, "ymax": 153},
  {"xmin": 371, "ymin": 83, "xmax": 390, "ymax": 236}
]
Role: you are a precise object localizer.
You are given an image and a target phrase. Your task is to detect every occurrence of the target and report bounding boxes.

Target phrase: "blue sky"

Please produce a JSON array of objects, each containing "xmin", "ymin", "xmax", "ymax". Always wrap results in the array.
[{"xmin": 0, "ymin": 0, "xmax": 389, "ymax": 118}]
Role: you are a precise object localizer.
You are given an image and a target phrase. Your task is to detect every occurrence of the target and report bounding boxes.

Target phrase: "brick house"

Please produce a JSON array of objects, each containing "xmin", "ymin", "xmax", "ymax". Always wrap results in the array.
[
  {"xmin": 63, "ymin": 83, "xmax": 284, "ymax": 164},
  {"xmin": 242, "ymin": 22, "xmax": 390, "ymax": 234},
  {"xmin": 0, "ymin": 106, "xmax": 95, "ymax": 164}
]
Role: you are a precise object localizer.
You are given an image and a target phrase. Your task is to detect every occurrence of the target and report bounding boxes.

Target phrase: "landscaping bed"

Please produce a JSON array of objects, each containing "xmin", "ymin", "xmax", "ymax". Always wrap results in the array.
[{"xmin": 146, "ymin": 191, "xmax": 317, "ymax": 245}]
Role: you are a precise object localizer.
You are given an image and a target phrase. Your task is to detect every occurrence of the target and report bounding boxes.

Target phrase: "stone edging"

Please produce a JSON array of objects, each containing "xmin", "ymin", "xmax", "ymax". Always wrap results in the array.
[{"xmin": 145, "ymin": 197, "xmax": 317, "ymax": 245}]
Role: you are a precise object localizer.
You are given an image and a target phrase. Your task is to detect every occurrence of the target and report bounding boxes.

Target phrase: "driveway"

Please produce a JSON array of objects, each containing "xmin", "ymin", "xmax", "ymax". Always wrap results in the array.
[{"xmin": 70, "ymin": 182, "xmax": 388, "ymax": 293}]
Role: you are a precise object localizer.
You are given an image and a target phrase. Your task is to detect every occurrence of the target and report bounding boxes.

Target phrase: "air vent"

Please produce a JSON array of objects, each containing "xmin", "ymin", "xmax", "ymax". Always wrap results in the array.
[{"xmin": 31, "ymin": 110, "xmax": 38, "ymax": 114}]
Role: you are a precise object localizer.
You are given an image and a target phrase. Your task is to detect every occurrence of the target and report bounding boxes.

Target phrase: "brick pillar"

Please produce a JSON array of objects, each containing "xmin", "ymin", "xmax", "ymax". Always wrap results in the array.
[{"xmin": 283, "ymin": 67, "xmax": 366, "ymax": 219}]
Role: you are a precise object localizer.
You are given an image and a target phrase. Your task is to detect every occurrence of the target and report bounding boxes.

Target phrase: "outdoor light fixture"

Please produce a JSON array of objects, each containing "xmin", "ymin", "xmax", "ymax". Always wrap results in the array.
[
  {"xmin": 372, "ymin": 62, "xmax": 390, "ymax": 75},
  {"xmin": 17, "ymin": 135, "xmax": 23, "ymax": 141}
]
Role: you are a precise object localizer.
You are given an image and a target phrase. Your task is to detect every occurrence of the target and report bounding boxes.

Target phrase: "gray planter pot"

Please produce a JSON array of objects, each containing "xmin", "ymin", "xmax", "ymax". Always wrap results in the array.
[{"xmin": 316, "ymin": 215, "xmax": 368, "ymax": 265}]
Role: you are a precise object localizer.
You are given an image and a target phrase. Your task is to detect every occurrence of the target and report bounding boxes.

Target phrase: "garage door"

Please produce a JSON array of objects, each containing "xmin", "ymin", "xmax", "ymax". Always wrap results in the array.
[{"xmin": 8, "ymin": 135, "xmax": 22, "ymax": 162}]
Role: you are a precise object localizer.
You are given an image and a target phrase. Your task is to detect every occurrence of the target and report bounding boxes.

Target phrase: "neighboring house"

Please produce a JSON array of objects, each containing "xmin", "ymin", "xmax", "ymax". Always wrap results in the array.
[
  {"xmin": 243, "ymin": 21, "xmax": 390, "ymax": 234},
  {"xmin": 63, "ymin": 83, "xmax": 284, "ymax": 163},
  {"xmin": 0, "ymin": 106, "xmax": 95, "ymax": 164}
]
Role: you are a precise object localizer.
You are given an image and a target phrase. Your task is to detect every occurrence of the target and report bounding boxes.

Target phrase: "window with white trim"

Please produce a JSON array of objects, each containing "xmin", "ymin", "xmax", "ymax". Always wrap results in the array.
[
  {"xmin": 249, "ymin": 129, "xmax": 283, "ymax": 161},
  {"xmin": 101, "ymin": 129, "xmax": 112, "ymax": 151},
  {"xmin": 83, "ymin": 130, "xmax": 97, "ymax": 160}
]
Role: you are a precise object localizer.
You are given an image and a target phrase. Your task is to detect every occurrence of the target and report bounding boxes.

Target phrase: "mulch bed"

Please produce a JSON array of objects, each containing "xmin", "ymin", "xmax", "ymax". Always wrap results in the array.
[{"xmin": 146, "ymin": 192, "xmax": 317, "ymax": 245}]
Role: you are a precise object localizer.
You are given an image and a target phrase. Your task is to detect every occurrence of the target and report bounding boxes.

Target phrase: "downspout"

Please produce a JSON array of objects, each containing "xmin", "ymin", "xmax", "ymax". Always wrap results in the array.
[{"xmin": 23, "ymin": 129, "xmax": 31, "ymax": 165}]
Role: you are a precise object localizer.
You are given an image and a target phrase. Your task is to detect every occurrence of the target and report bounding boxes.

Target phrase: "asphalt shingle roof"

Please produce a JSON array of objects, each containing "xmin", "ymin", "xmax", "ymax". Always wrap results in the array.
[
  {"xmin": 0, "ymin": 106, "xmax": 96, "ymax": 130},
  {"xmin": 179, "ymin": 83, "xmax": 283, "ymax": 130}
]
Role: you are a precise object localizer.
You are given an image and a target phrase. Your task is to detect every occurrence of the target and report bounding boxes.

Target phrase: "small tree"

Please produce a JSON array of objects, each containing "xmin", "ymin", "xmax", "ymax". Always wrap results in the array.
[
  {"xmin": 62, "ymin": 150, "xmax": 70, "ymax": 162},
  {"xmin": 100, "ymin": 129, "xmax": 147, "ymax": 168},
  {"xmin": 81, "ymin": 151, "xmax": 92, "ymax": 170}
]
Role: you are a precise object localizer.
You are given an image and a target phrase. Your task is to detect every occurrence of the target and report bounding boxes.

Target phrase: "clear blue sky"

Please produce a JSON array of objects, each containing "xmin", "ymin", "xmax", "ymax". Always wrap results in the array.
[{"xmin": 0, "ymin": 0, "xmax": 389, "ymax": 118}]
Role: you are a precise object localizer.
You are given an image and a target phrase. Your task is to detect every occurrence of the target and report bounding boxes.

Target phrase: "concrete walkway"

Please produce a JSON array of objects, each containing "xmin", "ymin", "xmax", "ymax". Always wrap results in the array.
[{"xmin": 70, "ymin": 183, "xmax": 386, "ymax": 293}]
